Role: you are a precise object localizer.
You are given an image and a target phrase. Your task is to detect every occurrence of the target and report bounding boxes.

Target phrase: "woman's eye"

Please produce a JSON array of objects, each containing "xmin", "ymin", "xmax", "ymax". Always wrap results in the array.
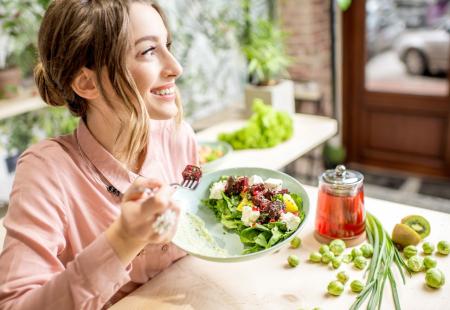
[
  {"xmin": 166, "ymin": 42, "xmax": 172, "ymax": 50},
  {"xmin": 141, "ymin": 47, "xmax": 156, "ymax": 56}
]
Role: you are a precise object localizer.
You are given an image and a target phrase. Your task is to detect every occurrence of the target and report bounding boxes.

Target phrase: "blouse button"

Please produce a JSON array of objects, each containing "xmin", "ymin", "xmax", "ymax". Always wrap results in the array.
[{"xmin": 161, "ymin": 244, "xmax": 169, "ymax": 252}]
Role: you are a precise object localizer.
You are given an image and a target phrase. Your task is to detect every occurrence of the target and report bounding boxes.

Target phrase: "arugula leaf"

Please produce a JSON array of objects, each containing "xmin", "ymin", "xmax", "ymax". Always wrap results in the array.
[
  {"xmin": 255, "ymin": 233, "xmax": 268, "ymax": 248},
  {"xmin": 267, "ymin": 226, "xmax": 283, "ymax": 247}
]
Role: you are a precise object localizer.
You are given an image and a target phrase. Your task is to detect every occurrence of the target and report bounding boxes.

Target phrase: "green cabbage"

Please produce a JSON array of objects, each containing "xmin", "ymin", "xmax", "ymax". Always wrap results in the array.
[{"xmin": 218, "ymin": 99, "xmax": 293, "ymax": 149}]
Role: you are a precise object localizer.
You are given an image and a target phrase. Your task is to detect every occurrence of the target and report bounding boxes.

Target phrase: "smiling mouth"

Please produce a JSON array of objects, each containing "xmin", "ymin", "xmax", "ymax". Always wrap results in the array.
[{"xmin": 151, "ymin": 86, "xmax": 176, "ymax": 97}]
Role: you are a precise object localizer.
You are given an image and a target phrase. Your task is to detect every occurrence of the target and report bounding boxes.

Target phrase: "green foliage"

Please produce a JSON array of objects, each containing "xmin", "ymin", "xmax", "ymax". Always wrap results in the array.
[
  {"xmin": 0, "ymin": 107, "xmax": 78, "ymax": 155},
  {"xmin": 322, "ymin": 142, "xmax": 346, "ymax": 169},
  {"xmin": 0, "ymin": 0, "xmax": 51, "ymax": 75},
  {"xmin": 218, "ymin": 98, "xmax": 293, "ymax": 150},
  {"xmin": 242, "ymin": 18, "xmax": 292, "ymax": 86},
  {"xmin": 237, "ymin": 0, "xmax": 292, "ymax": 85},
  {"xmin": 336, "ymin": 0, "xmax": 352, "ymax": 11}
]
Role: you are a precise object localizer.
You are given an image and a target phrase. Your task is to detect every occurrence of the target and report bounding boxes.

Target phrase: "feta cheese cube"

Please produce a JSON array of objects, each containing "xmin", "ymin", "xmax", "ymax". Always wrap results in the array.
[
  {"xmin": 248, "ymin": 175, "xmax": 264, "ymax": 186},
  {"xmin": 209, "ymin": 180, "xmax": 227, "ymax": 199},
  {"xmin": 241, "ymin": 205, "xmax": 260, "ymax": 227},
  {"xmin": 264, "ymin": 178, "xmax": 283, "ymax": 191},
  {"xmin": 281, "ymin": 212, "xmax": 301, "ymax": 231}
]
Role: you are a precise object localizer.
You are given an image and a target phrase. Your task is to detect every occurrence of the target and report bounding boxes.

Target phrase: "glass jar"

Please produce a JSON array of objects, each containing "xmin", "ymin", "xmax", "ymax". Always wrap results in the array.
[{"xmin": 314, "ymin": 165, "xmax": 366, "ymax": 245}]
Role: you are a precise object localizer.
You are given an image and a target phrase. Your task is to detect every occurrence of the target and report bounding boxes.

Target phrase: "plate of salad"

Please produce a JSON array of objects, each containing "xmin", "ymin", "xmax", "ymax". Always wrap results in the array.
[
  {"xmin": 198, "ymin": 141, "xmax": 232, "ymax": 172},
  {"xmin": 172, "ymin": 167, "xmax": 309, "ymax": 262}
]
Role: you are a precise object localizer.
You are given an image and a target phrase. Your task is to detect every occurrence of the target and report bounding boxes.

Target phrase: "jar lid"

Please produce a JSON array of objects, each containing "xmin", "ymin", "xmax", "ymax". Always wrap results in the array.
[{"xmin": 322, "ymin": 165, "xmax": 363, "ymax": 186}]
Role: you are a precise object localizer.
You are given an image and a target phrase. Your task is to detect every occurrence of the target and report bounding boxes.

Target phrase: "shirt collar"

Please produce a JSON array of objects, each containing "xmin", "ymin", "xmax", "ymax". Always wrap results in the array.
[{"xmin": 76, "ymin": 120, "xmax": 139, "ymax": 195}]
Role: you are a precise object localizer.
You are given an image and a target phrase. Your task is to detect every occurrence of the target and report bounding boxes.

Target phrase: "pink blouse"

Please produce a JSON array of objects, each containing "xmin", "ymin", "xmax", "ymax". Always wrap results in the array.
[{"xmin": 0, "ymin": 119, "xmax": 199, "ymax": 309}]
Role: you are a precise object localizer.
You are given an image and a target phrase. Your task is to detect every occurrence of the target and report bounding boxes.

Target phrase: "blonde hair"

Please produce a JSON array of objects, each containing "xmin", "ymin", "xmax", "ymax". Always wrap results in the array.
[{"xmin": 34, "ymin": 0, "xmax": 182, "ymax": 168}]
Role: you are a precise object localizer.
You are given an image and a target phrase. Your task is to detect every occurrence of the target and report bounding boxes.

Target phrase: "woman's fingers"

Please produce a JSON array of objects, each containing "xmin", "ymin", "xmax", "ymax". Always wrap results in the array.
[
  {"xmin": 122, "ymin": 178, "xmax": 162, "ymax": 202},
  {"xmin": 150, "ymin": 201, "xmax": 181, "ymax": 241},
  {"xmin": 142, "ymin": 184, "xmax": 175, "ymax": 209}
]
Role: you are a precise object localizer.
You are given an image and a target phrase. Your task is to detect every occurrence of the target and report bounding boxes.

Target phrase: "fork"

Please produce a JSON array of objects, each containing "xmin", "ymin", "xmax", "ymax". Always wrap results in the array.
[
  {"xmin": 170, "ymin": 164, "xmax": 202, "ymax": 190},
  {"xmin": 146, "ymin": 165, "xmax": 202, "ymax": 235}
]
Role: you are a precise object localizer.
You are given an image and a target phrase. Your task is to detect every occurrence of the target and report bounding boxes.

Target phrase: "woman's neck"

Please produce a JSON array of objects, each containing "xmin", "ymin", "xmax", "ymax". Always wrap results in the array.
[
  {"xmin": 85, "ymin": 109, "xmax": 145, "ymax": 173},
  {"xmin": 85, "ymin": 111, "xmax": 118, "ymax": 157}
]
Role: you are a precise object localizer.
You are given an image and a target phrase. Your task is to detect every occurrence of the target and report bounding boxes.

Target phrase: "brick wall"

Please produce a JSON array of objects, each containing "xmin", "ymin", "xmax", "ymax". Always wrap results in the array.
[{"xmin": 278, "ymin": 0, "xmax": 333, "ymax": 117}]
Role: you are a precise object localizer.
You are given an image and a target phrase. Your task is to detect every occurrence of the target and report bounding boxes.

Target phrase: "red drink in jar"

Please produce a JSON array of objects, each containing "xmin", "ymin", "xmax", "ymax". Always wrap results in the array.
[{"xmin": 315, "ymin": 165, "xmax": 366, "ymax": 245}]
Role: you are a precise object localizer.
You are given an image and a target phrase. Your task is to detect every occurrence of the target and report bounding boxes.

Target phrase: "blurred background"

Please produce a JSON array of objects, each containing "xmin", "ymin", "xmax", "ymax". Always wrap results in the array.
[{"xmin": 0, "ymin": 0, "xmax": 449, "ymax": 216}]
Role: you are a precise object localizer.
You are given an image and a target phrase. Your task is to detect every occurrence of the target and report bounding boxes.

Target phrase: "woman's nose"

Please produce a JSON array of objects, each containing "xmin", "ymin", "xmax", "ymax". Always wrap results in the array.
[{"xmin": 161, "ymin": 51, "xmax": 183, "ymax": 79}]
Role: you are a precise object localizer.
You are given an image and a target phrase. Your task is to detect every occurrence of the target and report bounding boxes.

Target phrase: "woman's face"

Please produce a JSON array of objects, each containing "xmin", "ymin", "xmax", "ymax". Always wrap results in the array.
[{"xmin": 127, "ymin": 3, "xmax": 183, "ymax": 120}]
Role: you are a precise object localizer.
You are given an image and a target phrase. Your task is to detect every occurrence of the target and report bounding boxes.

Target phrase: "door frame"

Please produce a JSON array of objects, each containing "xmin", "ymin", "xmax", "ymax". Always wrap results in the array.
[{"xmin": 341, "ymin": 0, "xmax": 450, "ymax": 177}]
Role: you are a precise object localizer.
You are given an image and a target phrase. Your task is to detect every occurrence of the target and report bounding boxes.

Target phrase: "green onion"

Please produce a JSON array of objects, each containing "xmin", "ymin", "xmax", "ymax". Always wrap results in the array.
[{"xmin": 350, "ymin": 212, "xmax": 409, "ymax": 310}]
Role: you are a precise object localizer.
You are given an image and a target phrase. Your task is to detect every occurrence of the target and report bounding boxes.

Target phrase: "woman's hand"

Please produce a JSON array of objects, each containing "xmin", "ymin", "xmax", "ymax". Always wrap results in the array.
[{"xmin": 105, "ymin": 178, "xmax": 180, "ymax": 266}]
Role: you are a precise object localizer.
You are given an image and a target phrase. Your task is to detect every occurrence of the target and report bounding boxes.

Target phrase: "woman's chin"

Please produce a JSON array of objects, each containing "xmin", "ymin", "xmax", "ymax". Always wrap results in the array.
[{"xmin": 148, "ymin": 105, "xmax": 178, "ymax": 120}]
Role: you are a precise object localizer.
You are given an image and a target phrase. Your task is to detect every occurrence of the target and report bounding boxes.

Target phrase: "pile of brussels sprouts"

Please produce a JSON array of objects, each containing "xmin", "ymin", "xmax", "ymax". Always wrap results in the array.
[
  {"xmin": 287, "ymin": 237, "xmax": 374, "ymax": 296},
  {"xmin": 285, "ymin": 236, "xmax": 448, "ymax": 298},
  {"xmin": 310, "ymin": 239, "xmax": 373, "ymax": 296},
  {"xmin": 402, "ymin": 240, "xmax": 448, "ymax": 289}
]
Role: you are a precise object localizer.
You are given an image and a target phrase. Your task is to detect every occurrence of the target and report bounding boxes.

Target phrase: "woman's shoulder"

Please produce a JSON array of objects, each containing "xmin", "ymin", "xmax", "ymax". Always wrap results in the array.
[{"xmin": 20, "ymin": 135, "xmax": 75, "ymax": 164}]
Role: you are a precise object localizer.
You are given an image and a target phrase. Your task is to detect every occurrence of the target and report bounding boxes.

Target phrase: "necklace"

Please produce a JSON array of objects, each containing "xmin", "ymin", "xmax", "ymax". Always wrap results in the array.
[{"xmin": 75, "ymin": 134, "xmax": 122, "ymax": 198}]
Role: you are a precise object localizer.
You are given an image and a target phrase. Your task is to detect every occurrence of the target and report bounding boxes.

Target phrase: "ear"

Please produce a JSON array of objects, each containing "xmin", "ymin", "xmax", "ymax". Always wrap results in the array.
[{"xmin": 71, "ymin": 68, "xmax": 99, "ymax": 100}]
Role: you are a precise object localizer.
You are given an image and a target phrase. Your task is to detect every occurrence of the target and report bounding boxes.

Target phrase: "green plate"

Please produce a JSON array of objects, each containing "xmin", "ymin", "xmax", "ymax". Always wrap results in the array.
[
  {"xmin": 172, "ymin": 167, "xmax": 310, "ymax": 262},
  {"xmin": 199, "ymin": 141, "xmax": 232, "ymax": 173}
]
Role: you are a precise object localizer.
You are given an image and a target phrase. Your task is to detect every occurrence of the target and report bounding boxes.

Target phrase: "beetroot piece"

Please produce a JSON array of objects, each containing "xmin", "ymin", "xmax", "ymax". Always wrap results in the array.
[
  {"xmin": 225, "ymin": 176, "xmax": 249, "ymax": 196},
  {"xmin": 182, "ymin": 165, "xmax": 202, "ymax": 181}
]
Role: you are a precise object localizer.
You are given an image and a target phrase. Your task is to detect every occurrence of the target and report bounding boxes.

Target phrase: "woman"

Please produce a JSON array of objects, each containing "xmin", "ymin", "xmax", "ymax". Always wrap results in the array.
[{"xmin": 0, "ymin": 1, "xmax": 198, "ymax": 309}]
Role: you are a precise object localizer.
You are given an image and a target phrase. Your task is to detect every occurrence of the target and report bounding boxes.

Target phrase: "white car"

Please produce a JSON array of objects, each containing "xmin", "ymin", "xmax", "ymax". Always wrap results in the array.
[{"xmin": 395, "ymin": 19, "xmax": 450, "ymax": 75}]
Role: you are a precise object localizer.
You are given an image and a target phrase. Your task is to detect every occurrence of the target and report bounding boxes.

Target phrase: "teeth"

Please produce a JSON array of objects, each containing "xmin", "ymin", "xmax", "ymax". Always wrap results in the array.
[{"xmin": 153, "ymin": 87, "xmax": 175, "ymax": 96}]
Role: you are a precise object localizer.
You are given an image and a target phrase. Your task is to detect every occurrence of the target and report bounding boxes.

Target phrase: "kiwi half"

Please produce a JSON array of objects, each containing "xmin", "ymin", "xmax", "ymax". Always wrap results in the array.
[
  {"xmin": 401, "ymin": 215, "xmax": 430, "ymax": 239},
  {"xmin": 392, "ymin": 223, "xmax": 421, "ymax": 249}
]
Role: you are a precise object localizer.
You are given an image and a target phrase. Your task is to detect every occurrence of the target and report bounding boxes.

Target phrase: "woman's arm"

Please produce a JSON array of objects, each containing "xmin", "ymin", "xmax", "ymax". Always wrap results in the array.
[{"xmin": 0, "ymin": 151, "xmax": 131, "ymax": 310}]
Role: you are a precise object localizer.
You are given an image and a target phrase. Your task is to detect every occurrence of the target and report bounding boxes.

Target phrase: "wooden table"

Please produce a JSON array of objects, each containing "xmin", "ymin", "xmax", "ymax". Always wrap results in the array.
[
  {"xmin": 195, "ymin": 113, "xmax": 338, "ymax": 170},
  {"xmin": 111, "ymin": 185, "xmax": 450, "ymax": 310}
]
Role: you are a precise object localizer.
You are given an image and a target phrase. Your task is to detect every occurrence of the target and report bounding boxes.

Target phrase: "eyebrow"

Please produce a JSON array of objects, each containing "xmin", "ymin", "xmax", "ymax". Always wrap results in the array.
[{"xmin": 134, "ymin": 35, "xmax": 160, "ymax": 46}]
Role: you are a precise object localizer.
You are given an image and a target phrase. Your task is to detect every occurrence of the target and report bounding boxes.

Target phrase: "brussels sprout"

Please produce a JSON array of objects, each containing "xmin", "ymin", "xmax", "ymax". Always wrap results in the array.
[
  {"xmin": 351, "ymin": 247, "xmax": 363, "ymax": 259},
  {"xmin": 423, "ymin": 256, "xmax": 437, "ymax": 270},
  {"xmin": 290, "ymin": 236, "xmax": 302, "ymax": 249},
  {"xmin": 342, "ymin": 254, "xmax": 352, "ymax": 264},
  {"xmin": 337, "ymin": 271, "xmax": 349, "ymax": 284},
  {"xmin": 425, "ymin": 268, "xmax": 445, "ymax": 289},
  {"xmin": 309, "ymin": 251, "xmax": 322, "ymax": 263},
  {"xmin": 422, "ymin": 241, "xmax": 435, "ymax": 255},
  {"xmin": 327, "ymin": 280, "xmax": 344, "ymax": 296},
  {"xmin": 353, "ymin": 256, "xmax": 367, "ymax": 270},
  {"xmin": 407, "ymin": 255, "xmax": 423, "ymax": 272},
  {"xmin": 403, "ymin": 245, "xmax": 418, "ymax": 259},
  {"xmin": 329, "ymin": 239, "xmax": 346, "ymax": 256},
  {"xmin": 360, "ymin": 244, "xmax": 374, "ymax": 258},
  {"xmin": 319, "ymin": 244, "xmax": 330, "ymax": 255},
  {"xmin": 331, "ymin": 257, "xmax": 342, "ymax": 269},
  {"xmin": 350, "ymin": 280, "xmax": 365, "ymax": 293},
  {"xmin": 437, "ymin": 241, "xmax": 449, "ymax": 255},
  {"xmin": 322, "ymin": 251, "xmax": 335, "ymax": 264},
  {"xmin": 288, "ymin": 255, "xmax": 300, "ymax": 267}
]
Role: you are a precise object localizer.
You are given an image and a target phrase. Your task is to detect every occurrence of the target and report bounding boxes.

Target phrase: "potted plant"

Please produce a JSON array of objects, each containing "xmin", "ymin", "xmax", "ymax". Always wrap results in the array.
[
  {"xmin": 322, "ymin": 141, "xmax": 347, "ymax": 170},
  {"xmin": 240, "ymin": 1, "xmax": 294, "ymax": 116},
  {"xmin": 0, "ymin": 0, "xmax": 50, "ymax": 98},
  {"xmin": 0, "ymin": 107, "xmax": 78, "ymax": 173},
  {"xmin": 0, "ymin": 111, "xmax": 40, "ymax": 172}
]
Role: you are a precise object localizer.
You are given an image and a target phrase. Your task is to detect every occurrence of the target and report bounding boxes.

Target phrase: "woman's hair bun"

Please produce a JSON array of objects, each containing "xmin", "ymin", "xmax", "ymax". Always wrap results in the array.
[{"xmin": 34, "ymin": 62, "xmax": 66, "ymax": 107}]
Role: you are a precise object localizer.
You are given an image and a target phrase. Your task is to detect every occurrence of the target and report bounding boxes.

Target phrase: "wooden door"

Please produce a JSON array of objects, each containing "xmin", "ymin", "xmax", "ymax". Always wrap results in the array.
[{"xmin": 342, "ymin": 0, "xmax": 450, "ymax": 177}]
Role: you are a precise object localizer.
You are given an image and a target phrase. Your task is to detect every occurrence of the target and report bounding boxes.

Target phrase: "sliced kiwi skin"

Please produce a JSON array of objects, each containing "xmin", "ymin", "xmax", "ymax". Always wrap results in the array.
[
  {"xmin": 401, "ymin": 215, "xmax": 430, "ymax": 239},
  {"xmin": 392, "ymin": 223, "xmax": 421, "ymax": 249}
]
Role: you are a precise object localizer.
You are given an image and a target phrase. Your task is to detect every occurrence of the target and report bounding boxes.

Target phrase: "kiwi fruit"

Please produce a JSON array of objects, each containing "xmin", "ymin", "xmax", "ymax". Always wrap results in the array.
[
  {"xmin": 401, "ymin": 215, "xmax": 430, "ymax": 239},
  {"xmin": 392, "ymin": 223, "xmax": 421, "ymax": 249}
]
